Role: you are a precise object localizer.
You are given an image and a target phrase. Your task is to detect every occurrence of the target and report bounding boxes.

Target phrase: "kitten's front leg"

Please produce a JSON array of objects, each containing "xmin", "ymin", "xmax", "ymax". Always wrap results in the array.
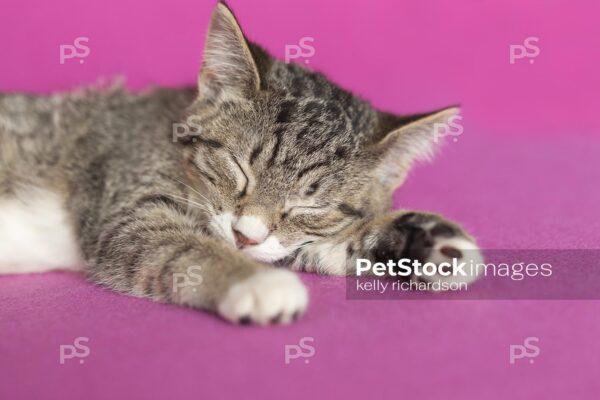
[
  {"xmin": 84, "ymin": 197, "xmax": 307, "ymax": 325},
  {"xmin": 302, "ymin": 211, "xmax": 483, "ymax": 285}
]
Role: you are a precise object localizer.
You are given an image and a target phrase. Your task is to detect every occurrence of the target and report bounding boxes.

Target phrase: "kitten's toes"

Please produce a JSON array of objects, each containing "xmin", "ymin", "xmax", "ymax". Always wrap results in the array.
[
  {"xmin": 217, "ymin": 269, "xmax": 308, "ymax": 325},
  {"xmin": 376, "ymin": 213, "xmax": 484, "ymax": 287},
  {"xmin": 422, "ymin": 233, "xmax": 483, "ymax": 287}
]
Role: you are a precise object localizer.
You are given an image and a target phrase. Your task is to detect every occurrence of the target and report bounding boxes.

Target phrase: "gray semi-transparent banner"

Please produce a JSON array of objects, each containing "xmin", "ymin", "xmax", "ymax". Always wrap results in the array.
[{"xmin": 346, "ymin": 249, "xmax": 600, "ymax": 300}]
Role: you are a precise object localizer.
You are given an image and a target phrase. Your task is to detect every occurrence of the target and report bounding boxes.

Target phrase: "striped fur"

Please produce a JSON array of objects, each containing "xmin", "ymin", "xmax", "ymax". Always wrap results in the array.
[{"xmin": 0, "ymin": 3, "xmax": 482, "ymax": 324}]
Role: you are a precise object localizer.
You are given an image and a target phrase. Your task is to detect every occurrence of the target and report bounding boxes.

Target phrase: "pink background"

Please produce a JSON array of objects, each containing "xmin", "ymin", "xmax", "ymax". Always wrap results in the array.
[
  {"xmin": 1, "ymin": 1, "xmax": 599, "ymax": 399},
  {"xmin": 1, "ymin": 0, "xmax": 599, "ymax": 135}
]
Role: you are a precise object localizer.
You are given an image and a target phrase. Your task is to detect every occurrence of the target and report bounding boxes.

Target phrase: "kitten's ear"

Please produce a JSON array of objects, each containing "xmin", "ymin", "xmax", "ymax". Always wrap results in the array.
[
  {"xmin": 198, "ymin": 2, "xmax": 260, "ymax": 102},
  {"xmin": 371, "ymin": 106, "xmax": 461, "ymax": 189}
]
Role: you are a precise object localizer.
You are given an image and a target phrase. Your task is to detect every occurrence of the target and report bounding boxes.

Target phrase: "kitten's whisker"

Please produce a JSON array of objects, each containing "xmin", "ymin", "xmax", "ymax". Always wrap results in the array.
[
  {"xmin": 164, "ymin": 193, "xmax": 212, "ymax": 214},
  {"xmin": 164, "ymin": 175, "xmax": 212, "ymax": 205}
]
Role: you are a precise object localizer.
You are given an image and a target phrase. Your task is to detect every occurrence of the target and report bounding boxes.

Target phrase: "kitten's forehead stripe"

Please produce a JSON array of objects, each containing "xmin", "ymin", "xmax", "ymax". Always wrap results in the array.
[
  {"xmin": 267, "ymin": 127, "xmax": 285, "ymax": 167},
  {"xmin": 297, "ymin": 161, "xmax": 330, "ymax": 179},
  {"xmin": 231, "ymin": 155, "xmax": 248, "ymax": 198},
  {"xmin": 249, "ymin": 144, "xmax": 262, "ymax": 164}
]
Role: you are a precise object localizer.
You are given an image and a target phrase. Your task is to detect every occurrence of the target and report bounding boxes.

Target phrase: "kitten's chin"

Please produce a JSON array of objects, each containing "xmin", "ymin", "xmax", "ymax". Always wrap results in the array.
[{"xmin": 241, "ymin": 236, "xmax": 290, "ymax": 264}]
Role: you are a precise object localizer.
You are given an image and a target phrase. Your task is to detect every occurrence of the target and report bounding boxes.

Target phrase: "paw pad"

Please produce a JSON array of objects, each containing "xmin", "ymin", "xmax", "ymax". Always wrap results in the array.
[{"xmin": 440, "ymin": 246, "xmax": 463, "ymax": 258}]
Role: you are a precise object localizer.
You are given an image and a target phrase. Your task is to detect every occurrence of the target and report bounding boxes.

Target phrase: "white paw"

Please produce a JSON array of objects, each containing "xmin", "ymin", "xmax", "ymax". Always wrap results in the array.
[
  {"xmin": 422, "ymin": 236, "xmax": 484, "ymax": 286},
  {"xmin": 217, "ymin": 269, "xmax": 308, "ymax": 325}
]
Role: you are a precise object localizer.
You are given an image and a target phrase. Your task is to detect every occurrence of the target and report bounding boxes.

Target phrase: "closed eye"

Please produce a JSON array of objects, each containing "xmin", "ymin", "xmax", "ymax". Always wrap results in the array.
[
  {"xmin": 285, "ymin": 204, "xmax": 330, "ymax": 218},
  {"xmin": 292, "ymin": 208, "xmax": 353, "ymax": 234},
  {"xmin": 231, "ymin": 156, "xmax": 249, "ymax": 198}
]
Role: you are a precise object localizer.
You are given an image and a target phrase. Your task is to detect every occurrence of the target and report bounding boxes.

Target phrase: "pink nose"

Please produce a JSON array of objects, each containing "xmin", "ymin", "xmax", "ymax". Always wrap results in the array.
[
  {"xmin": 232, "ymin": 215, "xmax": 270, "ymax": 247},
  {"xmin": 234, "ymin": 229, "xmax": 260, "ymax": 247}
]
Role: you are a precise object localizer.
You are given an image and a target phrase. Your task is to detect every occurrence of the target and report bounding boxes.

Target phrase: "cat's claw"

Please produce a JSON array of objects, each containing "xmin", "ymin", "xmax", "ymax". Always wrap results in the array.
[{"xmin": 217, "ymin": 269, "xmax": 308, "ymax": 325}]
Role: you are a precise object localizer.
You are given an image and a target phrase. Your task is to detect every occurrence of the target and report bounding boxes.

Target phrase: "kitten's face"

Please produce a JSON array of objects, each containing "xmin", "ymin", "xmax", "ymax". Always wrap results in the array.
[
  {"xmin": 178, "ymin": 3, "xmax": 459, "ymax": 263},
  {"xmin": 183, "ymin": 92, "xmax": 383, "ymax": 262}
]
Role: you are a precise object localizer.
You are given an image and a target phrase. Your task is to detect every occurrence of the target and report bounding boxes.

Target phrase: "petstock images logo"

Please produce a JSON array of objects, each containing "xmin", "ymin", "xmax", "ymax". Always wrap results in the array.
[{"xmin": 346, "ymin": 249, "xmax": 600, "ymax": 300}]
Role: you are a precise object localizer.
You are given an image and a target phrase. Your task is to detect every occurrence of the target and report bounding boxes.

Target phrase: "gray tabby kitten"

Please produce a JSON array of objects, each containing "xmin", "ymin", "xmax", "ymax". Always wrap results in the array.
[{"xmin": 0, "ymin": 3, "xmax": 482, "ymax": 324}]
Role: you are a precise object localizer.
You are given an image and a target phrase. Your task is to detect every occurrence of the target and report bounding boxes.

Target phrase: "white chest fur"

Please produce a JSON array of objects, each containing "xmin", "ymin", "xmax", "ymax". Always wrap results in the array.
[{"xmin": 0, "ymin": 189, "xmax": 82, "ymax": 274}]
